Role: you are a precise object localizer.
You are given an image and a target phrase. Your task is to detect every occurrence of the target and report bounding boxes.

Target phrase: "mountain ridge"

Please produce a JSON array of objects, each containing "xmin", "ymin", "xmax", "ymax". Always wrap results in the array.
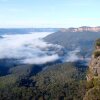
[{"xmin": 60, "ymin": 26, "xmax": 100, "ymax": 32}]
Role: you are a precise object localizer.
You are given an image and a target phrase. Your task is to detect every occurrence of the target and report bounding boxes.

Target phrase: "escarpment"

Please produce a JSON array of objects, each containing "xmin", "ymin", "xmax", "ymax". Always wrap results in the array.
[
  {"xmin": 84, "ymin": 39, "xmax": 100, "ymax": 100},
  {"xmin": 87, "ymin": 39, "xmax": 100, "ymax": 81}
]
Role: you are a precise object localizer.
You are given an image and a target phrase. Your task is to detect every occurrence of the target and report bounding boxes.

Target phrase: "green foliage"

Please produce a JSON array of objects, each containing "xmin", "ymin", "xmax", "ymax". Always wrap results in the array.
[
  {"xmin": 94, "ymin": 51, "xmax": 100, "ymax": 58},
  {"xmin": 0, "ymin": 75, "xmax": 17, "ymax": 88},
  {"xmin": 96, "ymin": 38, "xmax": 100, "ymax": 46},
  {"xmin": 84, "ymin": 87, "xmax": 100, "ymax": 100},
  {"xmin": 86, "ymin": 80, "xmax": 94, "ymax": 90},
  {"xmin": 86, "ymin": 78, "xmax": 100, "ymax": 90},
  {"xmin": 0, "ymin": 64, "xmax": 33, "ymax": 89},
  {"xmin": 93, "ymin": 78, "xmax": 100, "ymax": 87},
  {"xmin": 85, "ymin": 78, "xmax": 100, "ymax": 100},
  {"xmin": 0, "ymin": 62, "xmax": 87, "ymax": 100}
]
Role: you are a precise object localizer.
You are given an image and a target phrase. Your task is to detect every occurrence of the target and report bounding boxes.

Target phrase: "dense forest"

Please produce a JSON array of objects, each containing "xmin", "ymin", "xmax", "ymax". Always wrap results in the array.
[{"xmin": 0, "ymin": 62, "xmax": 88, "ymax": 100}]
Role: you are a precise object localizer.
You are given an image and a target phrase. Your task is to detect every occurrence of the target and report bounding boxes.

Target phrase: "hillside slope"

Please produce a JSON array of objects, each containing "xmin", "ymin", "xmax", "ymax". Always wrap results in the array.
[{"xmin": 44, "ymin": 31, "xmax": 100, "ymax": 58}]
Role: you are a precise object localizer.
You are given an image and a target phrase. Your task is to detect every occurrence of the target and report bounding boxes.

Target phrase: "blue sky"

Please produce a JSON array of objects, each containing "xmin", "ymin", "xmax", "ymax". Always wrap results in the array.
[{"xmin": 0, "ymin": 0, "xmax": 100, "ymax": 28}]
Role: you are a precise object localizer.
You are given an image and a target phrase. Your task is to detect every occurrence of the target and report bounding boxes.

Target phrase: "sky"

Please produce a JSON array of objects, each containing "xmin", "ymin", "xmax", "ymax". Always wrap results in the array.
[{"xmin": 0, "ymin": 0, "xmax": 100, "ymax": 28}]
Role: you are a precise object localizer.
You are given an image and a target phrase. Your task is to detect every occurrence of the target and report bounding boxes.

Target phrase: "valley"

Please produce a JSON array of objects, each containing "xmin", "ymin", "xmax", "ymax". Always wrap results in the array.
[{"xmin": 0, "ymin": 28, "xmax": 100, "ymax": 100}]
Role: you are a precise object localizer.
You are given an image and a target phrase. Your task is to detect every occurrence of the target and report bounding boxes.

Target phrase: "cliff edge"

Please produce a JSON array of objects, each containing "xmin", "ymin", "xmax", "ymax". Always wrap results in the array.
[
  {"xmin": 84, "ymin": 39, "xmax": 100, "ymax": 100},
  {"xmin": 87, "ymin": 39, "xmax": 100, "ymax": 81}
]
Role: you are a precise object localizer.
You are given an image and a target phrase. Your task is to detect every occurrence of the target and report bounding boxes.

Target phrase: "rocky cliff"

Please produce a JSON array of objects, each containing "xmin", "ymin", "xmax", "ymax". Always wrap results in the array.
[
  {"xmin": 87, "ymin": 39, "xmax": 100, "ymax": 81},
  {"xmin": 60, "ymin": 26, "xmax": 100, "ymax": 32},
  {"xmin": 83, "ymin": 39, "xmax": 100, "ymax": 100}
]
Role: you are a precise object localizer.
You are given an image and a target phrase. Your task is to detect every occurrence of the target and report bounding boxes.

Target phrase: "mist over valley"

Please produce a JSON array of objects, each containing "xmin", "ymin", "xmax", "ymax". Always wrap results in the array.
[{"xmin": 0, "ymin": 28, "xmax": 100, "ymax": 100}]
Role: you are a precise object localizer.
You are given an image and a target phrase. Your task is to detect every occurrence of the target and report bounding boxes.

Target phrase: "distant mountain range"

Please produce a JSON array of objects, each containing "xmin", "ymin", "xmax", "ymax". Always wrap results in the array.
[
  {"xmin": 0, "ymin": 27, "xmax": 100, "ymax": 35},
  {"xmin": 0, "ymin": 28, "xmax": 59, "ymax": 35},
  {"xmin": 60, "ymin": 26, "xmax": 100, "ymax": 32}
]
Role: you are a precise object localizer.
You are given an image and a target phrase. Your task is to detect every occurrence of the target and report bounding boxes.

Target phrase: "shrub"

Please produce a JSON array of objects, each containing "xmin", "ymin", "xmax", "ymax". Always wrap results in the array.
[
  {"xmin": 96, "ymin": 39, "xmax": 100, "ymax": 46},
  {"xmin": 93, "ymin": 78, "xmax": 100, "ymax": 87},
  {"xmin": 94, "ymin": 51, "xmax": 100, "ymax": 58},
  {"xmin": 86, "ymin": 80, "xmax": 94, "ymax": 89},
  {"xmin": 84, "ymin": 87, "xmax": 100, "ymax": 100}
]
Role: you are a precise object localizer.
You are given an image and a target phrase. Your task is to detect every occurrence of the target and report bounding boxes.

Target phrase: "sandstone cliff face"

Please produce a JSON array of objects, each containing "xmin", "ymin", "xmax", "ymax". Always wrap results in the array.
[
  {"xmin": 60, "ymin": 26, "xmax": 100, "ymax": 32},
  {"xmin": 87, "ymin": 39, "xmax": 100, "ymax": 81},
  {"xmin": 83, "ymin": 39, "xmax": 100, "ymax": 100}
]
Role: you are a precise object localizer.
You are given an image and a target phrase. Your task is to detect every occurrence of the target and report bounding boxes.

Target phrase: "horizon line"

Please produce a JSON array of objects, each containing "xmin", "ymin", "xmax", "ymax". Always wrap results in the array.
[{"xmin": 0, "ymin": 26, "xmax": 100, "ymax": 29}]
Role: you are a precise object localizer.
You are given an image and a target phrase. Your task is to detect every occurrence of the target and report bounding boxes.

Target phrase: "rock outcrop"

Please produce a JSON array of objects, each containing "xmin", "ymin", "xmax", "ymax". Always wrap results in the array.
[
  {"xmin": 60, "ymin": 26, "xmax": 100, "ymax": 32},
  {"xmin": 83, "ymin": 39, "xmax": 100, "ymax": 100},
  {"xmin": 86, "ymin": 39, "xmax": 100, "ymax": 81}
]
